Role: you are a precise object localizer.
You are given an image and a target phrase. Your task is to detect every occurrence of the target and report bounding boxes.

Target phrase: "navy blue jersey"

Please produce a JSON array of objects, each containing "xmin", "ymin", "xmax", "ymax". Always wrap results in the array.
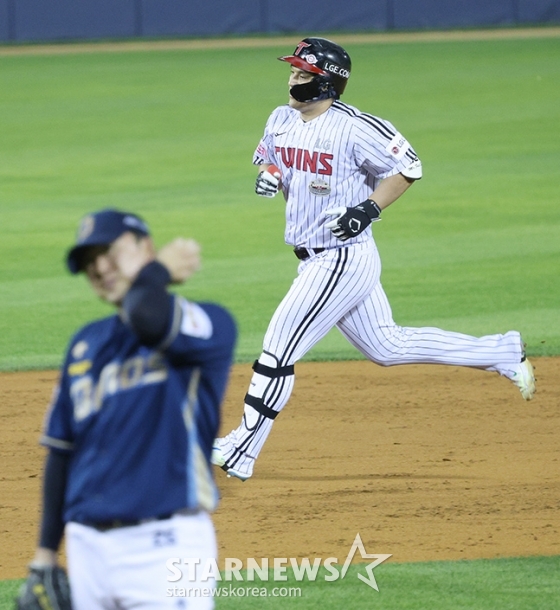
[{"xmin": 41, "ymin": 297, "xmax": 236, "ymax": 524}]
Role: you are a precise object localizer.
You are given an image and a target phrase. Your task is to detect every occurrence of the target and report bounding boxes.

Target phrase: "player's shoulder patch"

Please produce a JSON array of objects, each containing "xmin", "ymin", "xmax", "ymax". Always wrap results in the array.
[
  {"xmin": 179, "ymin": 299, "xmax": 213, "ymax": 340},
  {"xmin": 385, "ymin": 132, "xmax": 411, "ymax": 160}
]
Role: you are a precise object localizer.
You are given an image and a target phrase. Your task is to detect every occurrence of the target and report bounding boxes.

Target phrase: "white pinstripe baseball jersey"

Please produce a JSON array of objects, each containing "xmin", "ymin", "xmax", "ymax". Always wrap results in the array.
[
  {"xmin": 253, "ymin": 100, "xmax": 421, "ymax": 248},
  {"xmin": 214, "ymin": 76, "xmax": 532, "ymax": 482}
]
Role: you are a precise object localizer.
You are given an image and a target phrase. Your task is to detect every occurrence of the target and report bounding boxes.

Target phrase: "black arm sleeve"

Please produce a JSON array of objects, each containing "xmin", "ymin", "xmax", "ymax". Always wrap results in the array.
[
  {"xmin": 38, "ymin": 450, "xmax": 70, "ymax": 551},
  {"xmin": 122, "ymin": 261, "xmax": 174, "ymax": 347}
]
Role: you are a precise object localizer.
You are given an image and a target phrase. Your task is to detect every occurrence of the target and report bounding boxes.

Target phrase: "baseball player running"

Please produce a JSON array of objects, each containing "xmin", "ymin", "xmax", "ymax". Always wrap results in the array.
[
  {"xmin": 212, "ymin": 37, "xmax": 535, "ymax": 482},
  {"xmin": 18, "ymin": 209, "xmax": 236, "ymax": 610}
]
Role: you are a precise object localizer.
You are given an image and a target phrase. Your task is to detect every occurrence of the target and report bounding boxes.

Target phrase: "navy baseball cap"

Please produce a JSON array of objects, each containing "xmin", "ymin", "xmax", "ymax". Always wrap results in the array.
[{"xmin": 66, "ymin": 208, "xmax": 150, "ymax": 274}]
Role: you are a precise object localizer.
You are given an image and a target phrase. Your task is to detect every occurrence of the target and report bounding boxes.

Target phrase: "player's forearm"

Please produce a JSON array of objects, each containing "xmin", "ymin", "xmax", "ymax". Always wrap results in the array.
[
  {"xmin": 37, "ymin": 450, "xmax": 69, "ymax": 555},
  {"xmin": 122, "ymin": 260, "xmax": 173, "ymax": 347},
  {"xmin": 369, "ymin": 172, "xmax": 414, "ymax": 210}
]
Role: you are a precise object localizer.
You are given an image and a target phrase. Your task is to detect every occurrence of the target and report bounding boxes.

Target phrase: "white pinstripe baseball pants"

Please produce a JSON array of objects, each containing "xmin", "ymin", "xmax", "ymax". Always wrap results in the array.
[{"xmin": 221, "ymin": 241, "xmax": 523, "ymax": 477}]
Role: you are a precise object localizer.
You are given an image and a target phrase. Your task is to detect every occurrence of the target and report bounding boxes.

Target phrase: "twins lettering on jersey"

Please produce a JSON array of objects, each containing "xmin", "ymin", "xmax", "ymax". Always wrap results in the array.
[
  {"xmin": 275, "ymin": 146, "xmax": 333, "ymax": 175},
  {"xmin": 70, "ymin": 352, "xmax": 168, "ymax": 422}
]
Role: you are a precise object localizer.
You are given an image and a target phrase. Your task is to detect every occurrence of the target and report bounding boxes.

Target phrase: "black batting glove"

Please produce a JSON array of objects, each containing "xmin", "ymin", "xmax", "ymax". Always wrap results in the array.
[{"xmin": 324, "ymin": 199, "xmax": 382, "ymax": 241}]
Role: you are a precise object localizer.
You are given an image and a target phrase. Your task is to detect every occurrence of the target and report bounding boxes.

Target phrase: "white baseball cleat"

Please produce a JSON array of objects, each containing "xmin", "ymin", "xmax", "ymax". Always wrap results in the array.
[
  {"xmin": 511, "ymin": 357, "xmax": 536, "ymax": 401},
  {"xmin": 224, "ymin": 469, "xmax": 251, "ymax": 481},
  {"xmin": 211, "ymin": 441, "xmax": 251, "ymax": 481},
  {"xmin": 211, "ymin": 442, "xmax": 227, "ymax": 468}
]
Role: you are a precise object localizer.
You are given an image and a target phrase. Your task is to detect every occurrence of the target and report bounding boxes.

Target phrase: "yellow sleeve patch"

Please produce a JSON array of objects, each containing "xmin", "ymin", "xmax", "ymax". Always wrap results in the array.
[{"xmin": 68, "ymin": 360, "xmax": 92, "ymax": 376}]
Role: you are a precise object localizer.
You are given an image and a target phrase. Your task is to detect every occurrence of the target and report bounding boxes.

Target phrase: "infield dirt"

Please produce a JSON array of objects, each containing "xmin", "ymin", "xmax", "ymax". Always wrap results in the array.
[
  {"xmin": 1, "ymin": 359, "xmax": 559, "ymax": 579},
  {"xmin": 2, "ymin": 25, "xmax": 560, "ymax": 579}
]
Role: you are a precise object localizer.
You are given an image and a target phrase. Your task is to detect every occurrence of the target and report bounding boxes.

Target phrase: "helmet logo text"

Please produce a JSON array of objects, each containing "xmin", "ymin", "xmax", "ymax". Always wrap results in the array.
[{"xmin": 323, "ymin": 61, "xmax": 350, "ymax": 79}]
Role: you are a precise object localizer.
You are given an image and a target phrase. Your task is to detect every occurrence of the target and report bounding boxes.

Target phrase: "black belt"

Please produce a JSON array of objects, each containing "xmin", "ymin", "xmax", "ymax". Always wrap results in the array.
[
  {"xmin": 83, "ymin": 513, "xmax": 173, "ymax": 532},
  {"xmin": 80, "ymin": 508, "xmax": 202, "ymax": 531},
  {"xmin": 293, "ymin": 247, "xmax": 325, "ymax": 261}
]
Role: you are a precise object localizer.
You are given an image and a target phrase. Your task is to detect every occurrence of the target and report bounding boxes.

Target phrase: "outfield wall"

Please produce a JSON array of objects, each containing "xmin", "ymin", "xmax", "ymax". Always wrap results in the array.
[{"xmin": 1, "ymin": 0, "xmax": 560, "ymax": 43}]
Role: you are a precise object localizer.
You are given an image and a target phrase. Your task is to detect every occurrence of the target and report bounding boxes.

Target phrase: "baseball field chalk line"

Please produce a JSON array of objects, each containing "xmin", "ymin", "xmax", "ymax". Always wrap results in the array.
[{"xmin": 1, "ymin": 26, "xmax": 560, "ymax": 57}]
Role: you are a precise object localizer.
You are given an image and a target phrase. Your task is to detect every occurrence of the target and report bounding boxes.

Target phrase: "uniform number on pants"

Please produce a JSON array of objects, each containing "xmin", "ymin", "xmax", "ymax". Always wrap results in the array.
[{"xmin": 154, "ymin": 528, "xmax": 176, "ymax": 547}]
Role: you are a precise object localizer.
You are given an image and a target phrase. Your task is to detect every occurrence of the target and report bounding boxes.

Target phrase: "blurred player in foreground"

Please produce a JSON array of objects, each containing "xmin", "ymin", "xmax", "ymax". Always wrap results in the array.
[
  {"xmin": 17, "ymin": 209, "xmax": 236, "ymax": 609},
  {"xmin": 212, "ymin": 37, "xmax": 535, "ymax": 482}
]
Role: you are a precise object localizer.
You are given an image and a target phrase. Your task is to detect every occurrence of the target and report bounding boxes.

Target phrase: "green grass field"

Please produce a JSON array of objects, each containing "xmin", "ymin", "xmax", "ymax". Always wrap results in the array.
[
  {"xmin": 1, "ymin": 556, "xmax": 559, "ymax": 609},
  {"xmin": 1, "ymin": 34, "xmax": 559, "ymax": 370},
  {"xmin": 1, "ymin": 31, "xmax": 559, "ymax": 608}
]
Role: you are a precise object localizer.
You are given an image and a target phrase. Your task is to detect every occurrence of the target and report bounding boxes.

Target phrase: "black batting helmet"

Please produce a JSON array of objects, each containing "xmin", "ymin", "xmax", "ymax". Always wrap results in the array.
[{"xmin": 279, "ymin": 37, "xmax": 351, "ymax": 103}]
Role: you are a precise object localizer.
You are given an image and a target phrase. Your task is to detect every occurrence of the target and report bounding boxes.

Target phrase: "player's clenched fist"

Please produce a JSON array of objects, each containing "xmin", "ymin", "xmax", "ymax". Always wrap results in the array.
[
  {"xmin": 255, "ymin": 165, "xmax": 282, "ymax": 198},
  {"xmin": 157, "ymin": 238, "xmax": 201, "ymax": 283},
  {"xmin": 325, "ymin": 199, "xmax": 382, "ymax": 241}
]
